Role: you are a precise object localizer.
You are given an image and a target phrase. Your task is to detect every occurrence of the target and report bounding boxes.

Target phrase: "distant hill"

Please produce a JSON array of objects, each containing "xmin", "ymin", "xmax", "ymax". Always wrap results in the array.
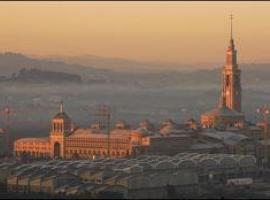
[
  {"xmin": 4, "ymin": 68, "xmax": 82, "ymax": 84},
  {"xmin": 0, "ymin": 52, "xmax": 270, "ymax": 87},
  {"xmin": 32, "ymin": 54, "xmax": 270, "ymax": 86},
  {"xmin": 41, "ymin": 54, "xmax": 200, "ymax": 72},
  {"xmin": 0, "ymin": 52, "xmax": 109, "ymax": 81}
]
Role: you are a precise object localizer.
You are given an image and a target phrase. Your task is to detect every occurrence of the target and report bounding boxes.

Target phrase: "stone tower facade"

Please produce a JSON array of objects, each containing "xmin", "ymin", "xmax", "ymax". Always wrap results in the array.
[
  {"xmin": 50, "ymin": 101, "xmax": 72, "ymax": 158},
  {"xmin": 221, "ymin": 15, "xmax": 242, "ymax": 112}
]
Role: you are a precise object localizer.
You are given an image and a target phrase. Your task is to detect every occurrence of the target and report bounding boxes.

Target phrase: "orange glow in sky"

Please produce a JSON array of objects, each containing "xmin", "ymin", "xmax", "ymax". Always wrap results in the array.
[{"xmin": 1, "ymin": 1, "xmax": 270, "ymax": 64}]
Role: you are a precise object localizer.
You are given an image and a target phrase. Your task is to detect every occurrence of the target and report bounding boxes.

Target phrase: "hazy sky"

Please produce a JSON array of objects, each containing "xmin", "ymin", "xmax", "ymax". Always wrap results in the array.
[{"xmin": 1, "ymin": 1, "xmax": 270, "ymax": 64}]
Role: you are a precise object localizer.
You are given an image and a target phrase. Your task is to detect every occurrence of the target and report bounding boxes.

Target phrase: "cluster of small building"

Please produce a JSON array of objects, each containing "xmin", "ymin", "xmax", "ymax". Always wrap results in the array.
[
  {"xmin": 13, "ymin": 102, "xmax": 270, "ymax": 166},
  {"xmin": 1, "ymin": 153, "xmax": 258, "ymax": 199}
]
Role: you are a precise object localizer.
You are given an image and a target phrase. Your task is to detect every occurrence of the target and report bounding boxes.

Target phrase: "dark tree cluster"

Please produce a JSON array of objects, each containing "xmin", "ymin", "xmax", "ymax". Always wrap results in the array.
[{"xmin": 9, "ymin": 68, "xmax": 82, "ymax": 84}]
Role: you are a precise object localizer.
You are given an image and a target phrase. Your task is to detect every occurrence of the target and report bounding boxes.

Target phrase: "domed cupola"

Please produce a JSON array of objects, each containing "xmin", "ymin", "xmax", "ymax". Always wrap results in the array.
[
  {"xmin": 51, "ymin": 101, "xmax": 72, "ymax": 135},
  {"xmin": 115, "ymin": 120, "xmax": 130, "ymax": 130},
  {"xmin": 139, "ymin": 119, "xmax": 154, "ymax": 131}
]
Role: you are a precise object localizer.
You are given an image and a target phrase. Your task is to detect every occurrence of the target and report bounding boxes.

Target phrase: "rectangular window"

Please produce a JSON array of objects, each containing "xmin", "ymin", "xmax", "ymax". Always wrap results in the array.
[{"xmin": 226, "ymin": 75, "xmax": 230, "ymax": 86}]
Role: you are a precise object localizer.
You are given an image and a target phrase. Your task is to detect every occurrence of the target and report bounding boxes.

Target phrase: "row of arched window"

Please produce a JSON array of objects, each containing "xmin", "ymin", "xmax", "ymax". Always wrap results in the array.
[
  {"xmin": 15, "ymin": 151, "xmax": 50, "ymax": 158},
  {"xmin": 65, "ymin": 149, "xmax": 130, "ymax": 157}
]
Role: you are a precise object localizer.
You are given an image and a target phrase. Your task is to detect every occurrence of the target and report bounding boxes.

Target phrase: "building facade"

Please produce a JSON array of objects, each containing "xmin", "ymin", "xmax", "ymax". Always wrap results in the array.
[
  {"xmin": 14, "ymin": 103, "xmax": 151, "ymax": 159},
  {"xmin": 14, "ymin": 103, "xmax": 224, "ymax": 159}
]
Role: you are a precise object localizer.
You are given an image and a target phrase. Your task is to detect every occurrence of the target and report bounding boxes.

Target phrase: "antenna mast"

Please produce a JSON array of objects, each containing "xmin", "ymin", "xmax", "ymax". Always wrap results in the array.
[{"xmin": 93, "ymin": 104, "xmax": 111, "ymax": 158}]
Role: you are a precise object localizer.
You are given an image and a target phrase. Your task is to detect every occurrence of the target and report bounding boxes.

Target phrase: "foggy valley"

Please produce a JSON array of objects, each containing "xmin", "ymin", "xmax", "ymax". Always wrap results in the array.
[{"xmin": 0, "ymin": 52, "xmax": 269, "ymax": 140}]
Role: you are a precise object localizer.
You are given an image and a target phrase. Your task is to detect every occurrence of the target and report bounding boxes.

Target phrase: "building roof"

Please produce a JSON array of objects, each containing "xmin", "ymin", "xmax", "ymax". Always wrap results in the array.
[
  {"xmin": 248, "ymin": 126, "xmax": 262, "ymax": 131},
  {"xmin": 259, "ymin": 139, "xmax": 270, "ymax": 146},
  {"xmin": 135, "ymin": 128, "xmax": 154, "ymax": 135},
  {"xmin": 139, "ymin": 119, "xmax": 154, "ymax": 127},
  {"xmin": 115, "ymin": 120, "xmax": 130, "ymax": 129},
  {"xmin": 202, "ymin": 106, "xmax": 244, "ymax": 117},
  {"xmin": 53, "ymin": 112, "xmax": 71, "ymax": 120},
  {"xmin": 186, "ymin": 118, "xmax": 197, "ymax": 123},
  {"xmin": 0, "ymin": 128, "xmax": 5, "ymax": 134},
  {"xmin": 5, "ymin": 153, "xmax": 257, "ymax": 183},
  {"xmin": 148, "ymin": 134, "xmax": 190, "ymax": 139},
  {"xmin": 199, "ymin": 130, "xmax": 248, "ymax": 145},
  {"xmin": 67, "ymin": 128, "xmax": 134, "ymax": 139},
  {"xmin": 190, "ymin": 143, "xmax": 224, "ymax": 150},
  {"xmin": 53, "ymin": 101, "xmax": 71, "ymax": 120}
]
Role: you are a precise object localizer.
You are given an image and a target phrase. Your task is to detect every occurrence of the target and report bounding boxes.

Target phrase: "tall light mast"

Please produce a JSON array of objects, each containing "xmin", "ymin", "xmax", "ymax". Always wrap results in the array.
[
  {"xmin": 257, "ymin": 105, "xmax": 270, "ymax": 167},
  {"xmin": 93, "ymin": 104, "xmax": 111, "ymax": 158},
  {"xmin": 3, "ymin": 103, "xmax": 12, "ymax": 155}
]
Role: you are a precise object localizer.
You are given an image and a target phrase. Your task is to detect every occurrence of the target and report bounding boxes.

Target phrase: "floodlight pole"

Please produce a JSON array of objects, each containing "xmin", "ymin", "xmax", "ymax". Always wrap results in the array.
[
  {"xmin": 94, "ymin": 105, "xmax": 111, "ymax": 159},
  {"xmin": 257, "ymin": 106, "xmax": 270, "ymax": 168},
  {"xmin": 4, "ymin": 104, "xmax": 11, "ymax": 156}
]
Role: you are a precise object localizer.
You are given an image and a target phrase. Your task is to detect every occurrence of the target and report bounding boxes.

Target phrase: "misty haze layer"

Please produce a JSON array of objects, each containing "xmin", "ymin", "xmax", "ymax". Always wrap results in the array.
[{"xmin": 0, "ymin": 53, "xmax": 269, "ymax": 140}]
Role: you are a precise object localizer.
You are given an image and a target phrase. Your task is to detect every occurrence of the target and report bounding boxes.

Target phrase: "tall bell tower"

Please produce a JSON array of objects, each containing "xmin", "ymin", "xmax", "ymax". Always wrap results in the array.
[{"xmin": 221, "ymin": 14, "xmax": 242, "ymax": 112}]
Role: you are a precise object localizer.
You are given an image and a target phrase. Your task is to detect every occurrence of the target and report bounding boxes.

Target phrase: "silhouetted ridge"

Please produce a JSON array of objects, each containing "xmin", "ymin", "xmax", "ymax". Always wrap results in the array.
[{"xmin": 9, "ymin": 68, "xmax": 82, "ymax": 83}]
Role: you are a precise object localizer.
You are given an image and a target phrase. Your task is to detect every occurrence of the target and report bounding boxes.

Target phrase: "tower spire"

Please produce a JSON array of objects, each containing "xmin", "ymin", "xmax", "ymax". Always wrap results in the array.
[
  {"xmin": 60, "ymin": 100, "xmax": 64, "ymax": 113},
  {"xmin": 230, "ymin": 13, "xmax": 233, "ymax": 40},
  {"xmin": 228, "ymin": 13, "xmax": 235, "ymax": 50},
  {"xmin": 222, "ymin": 13, "xmax": 241, "ymax": 112}
]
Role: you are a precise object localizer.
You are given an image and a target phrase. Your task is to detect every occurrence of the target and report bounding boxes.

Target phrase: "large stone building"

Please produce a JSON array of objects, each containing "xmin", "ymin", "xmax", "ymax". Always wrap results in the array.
[
  {"xmin": 14, "ymin": 104, "xmax": 204, "ymax": 159},
  {"xmin": 14, "ymin": 103, "xmax": 150, "ymax": 159},
  {"xmin": 14, "ymin": 101, "xmax": 231, "ymax": 159},
  {"xmin": 201, "ymin": 17, "xmax": 245, "ymax": 128}
]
